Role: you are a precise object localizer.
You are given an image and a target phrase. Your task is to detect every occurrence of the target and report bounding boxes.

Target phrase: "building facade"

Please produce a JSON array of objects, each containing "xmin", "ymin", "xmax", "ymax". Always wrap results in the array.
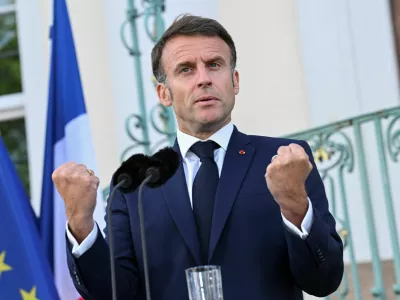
[{"xmin": 1, "ymin": 0, "xmax": 400, "ymax": 298}]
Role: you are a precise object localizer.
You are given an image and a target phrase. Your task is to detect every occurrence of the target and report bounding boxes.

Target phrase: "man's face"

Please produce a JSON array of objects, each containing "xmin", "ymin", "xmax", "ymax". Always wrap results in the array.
[{"xmin": 156, "ymin": 35, "xmax": 239, "ymax": 134}]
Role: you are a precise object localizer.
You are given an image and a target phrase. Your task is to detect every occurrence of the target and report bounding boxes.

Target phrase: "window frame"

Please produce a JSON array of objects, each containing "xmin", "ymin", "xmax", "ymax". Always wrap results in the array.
[
  {"xmin": 0, "ymin": 0, "xmax": 48, "ymax": 215},
  {"xmin": 0, "ymin": 2, "xmax": 23, "ymax": 107}
]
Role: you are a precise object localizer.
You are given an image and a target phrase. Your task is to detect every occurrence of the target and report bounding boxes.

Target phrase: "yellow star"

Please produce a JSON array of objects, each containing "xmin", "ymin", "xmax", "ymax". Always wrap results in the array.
[
  {"xmin": 0, "ymin": 251, "xmax": 12, "ymax": 277},
  {"xmin": 20, "ymin": 286, "xmax": 38, "ymax": 300}
]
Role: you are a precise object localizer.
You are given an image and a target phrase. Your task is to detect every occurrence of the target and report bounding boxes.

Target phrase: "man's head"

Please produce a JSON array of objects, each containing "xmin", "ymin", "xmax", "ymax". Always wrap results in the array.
[{"xmin": 151, "ymin": 14, "xmax": 240, "ymax": 138}]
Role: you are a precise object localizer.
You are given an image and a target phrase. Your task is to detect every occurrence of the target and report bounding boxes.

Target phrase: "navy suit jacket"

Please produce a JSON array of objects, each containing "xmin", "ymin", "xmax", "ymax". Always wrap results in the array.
[{"xmin": 66, "ymin": 127, "xmax": 344, "ymax": 299}]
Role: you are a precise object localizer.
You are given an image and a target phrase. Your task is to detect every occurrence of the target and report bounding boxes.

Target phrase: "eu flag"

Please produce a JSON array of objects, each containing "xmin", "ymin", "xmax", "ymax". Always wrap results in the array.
[{"xmin": 0, "ymin": 136, "xmax": 60, "ymax": 299}]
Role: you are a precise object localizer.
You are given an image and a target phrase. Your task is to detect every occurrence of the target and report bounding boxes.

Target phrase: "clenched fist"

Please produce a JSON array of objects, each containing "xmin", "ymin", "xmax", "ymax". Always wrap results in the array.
[
  {"xmin": 265, "ymin": 143, "xmax": 313, "ymax": 228},
  {"xmin": 52, "ymin": 162, "xmax": 99, "ymax": 243}
]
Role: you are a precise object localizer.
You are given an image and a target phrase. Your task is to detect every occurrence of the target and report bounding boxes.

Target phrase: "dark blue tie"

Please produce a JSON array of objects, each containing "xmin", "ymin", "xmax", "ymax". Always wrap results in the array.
[{"xmin": 190, "ymin": 140, "xmax": 220, "ymax": 264}]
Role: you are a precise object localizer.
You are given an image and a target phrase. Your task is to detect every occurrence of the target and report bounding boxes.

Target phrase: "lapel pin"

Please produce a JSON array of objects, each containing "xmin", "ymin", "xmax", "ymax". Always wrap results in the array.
[{"xmin": 239, "ymin": 150, "xmax": 245, "ymax": 155}]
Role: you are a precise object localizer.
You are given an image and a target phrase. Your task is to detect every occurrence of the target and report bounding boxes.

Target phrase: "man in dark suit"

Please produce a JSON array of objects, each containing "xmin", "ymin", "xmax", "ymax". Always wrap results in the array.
[{"xmin": 53, "ymin": 14, "xmax": 344, "ymax": 299}]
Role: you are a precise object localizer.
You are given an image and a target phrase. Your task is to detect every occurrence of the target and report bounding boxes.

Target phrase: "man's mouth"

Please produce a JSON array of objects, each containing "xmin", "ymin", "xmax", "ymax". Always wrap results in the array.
[{"xmin": 195, "ymin": 96, "xmax": 219, "ymax": 103}]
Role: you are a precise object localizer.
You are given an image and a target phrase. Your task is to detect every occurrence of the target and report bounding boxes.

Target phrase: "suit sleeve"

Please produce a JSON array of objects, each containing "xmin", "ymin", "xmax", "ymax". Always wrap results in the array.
[
  {"xmin": 283, "ymin": 140, "xmax": 344, "ymax": 297},
  {"xmin": 66, "ymin": 182, "xmax": 140, "ymax": 300}
]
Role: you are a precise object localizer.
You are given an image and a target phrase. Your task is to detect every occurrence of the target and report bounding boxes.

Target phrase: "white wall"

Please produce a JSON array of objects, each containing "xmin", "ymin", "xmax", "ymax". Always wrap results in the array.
[
  {"xmin": 218, "ymin": 0, "xmax": 310, "ymax": 137},
  {"xmin": 296, "ymin": 0, "xmax": 400, "ymax": 125},
  {"xmin": 296, "ymin": 0, "xmax": 400, "ymax": 267},
  {"xmin": 66, "ymin": 0, "xmax": 120, "ymax": 188}
]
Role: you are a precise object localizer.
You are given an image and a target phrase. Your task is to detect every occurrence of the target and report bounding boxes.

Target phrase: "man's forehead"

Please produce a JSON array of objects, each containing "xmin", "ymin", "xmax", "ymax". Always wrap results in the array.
[{"xmin": 162, "ymin": 35, "xmax": 230, "ymax": 65}]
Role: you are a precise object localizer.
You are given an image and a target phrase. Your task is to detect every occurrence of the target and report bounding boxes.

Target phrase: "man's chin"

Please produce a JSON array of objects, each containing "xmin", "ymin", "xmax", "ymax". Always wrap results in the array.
[{"xmin": 198, "ymin": 116, "xmax": 228, "ymax": 129}]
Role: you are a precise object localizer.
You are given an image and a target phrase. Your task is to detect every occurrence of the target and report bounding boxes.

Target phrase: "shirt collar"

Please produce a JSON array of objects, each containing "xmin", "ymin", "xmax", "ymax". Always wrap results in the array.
[{"xmin": 176, "ymin": 122, "xmax": 234, "ymax": 158}]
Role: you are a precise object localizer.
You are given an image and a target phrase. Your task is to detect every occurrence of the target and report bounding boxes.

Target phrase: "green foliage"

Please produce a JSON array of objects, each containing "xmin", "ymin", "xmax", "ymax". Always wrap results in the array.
[
  {"xmin": 0, "ymin": 12, "xmax": 22, "ymax": 95},
  {"xmin": 0, "ymin": 118, "xmax": 30, "ymax": 196},
  {"xmin": 0, "ymin": 10, "xmax": 27, "ymax": 194}
]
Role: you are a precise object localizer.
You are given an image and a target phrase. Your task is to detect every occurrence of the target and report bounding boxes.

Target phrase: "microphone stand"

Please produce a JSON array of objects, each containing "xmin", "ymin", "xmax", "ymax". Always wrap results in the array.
[
  {"xmin": 107, "ymin": 174, "xmax": 154, "ymax": 300},
  {"xmin": 107, "ymin": 180, "xmax": 126, "ymax": 300},
  {"xmin": 138, "ymin": 174, "xmax": 153, "ymax": 300}
]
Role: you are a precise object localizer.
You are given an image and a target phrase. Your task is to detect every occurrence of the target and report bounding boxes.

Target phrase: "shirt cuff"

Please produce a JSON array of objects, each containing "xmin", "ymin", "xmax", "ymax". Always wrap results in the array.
[
  {"xmin": 66, "ymin": 221, "xmax": 98, "ymax": 258},
  {"xmin": 281, "ymin": 197, "xmax": 313, "ymax": 239}
]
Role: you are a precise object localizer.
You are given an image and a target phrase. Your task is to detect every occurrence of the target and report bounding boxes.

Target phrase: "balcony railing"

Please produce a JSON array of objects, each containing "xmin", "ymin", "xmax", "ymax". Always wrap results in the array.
[{"xmin": 285, "ymin": 106, "xmax": 400, "ymax": 300}]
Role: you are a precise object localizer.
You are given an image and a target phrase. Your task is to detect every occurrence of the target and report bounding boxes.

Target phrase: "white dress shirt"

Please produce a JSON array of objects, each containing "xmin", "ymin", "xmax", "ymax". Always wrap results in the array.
[{"xmin": 67, "ymin": 122, "xmax": 313, "ymax": 257}]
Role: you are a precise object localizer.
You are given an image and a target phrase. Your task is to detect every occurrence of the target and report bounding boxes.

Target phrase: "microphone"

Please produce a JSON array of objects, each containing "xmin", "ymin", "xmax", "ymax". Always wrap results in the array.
[
  {"xmin": 107, "ymin": 147, "xmax": 180, "ymax": 300},
  {"xmin": 112, "ymin": 153, "xmax": 150, "ymax": 193}
]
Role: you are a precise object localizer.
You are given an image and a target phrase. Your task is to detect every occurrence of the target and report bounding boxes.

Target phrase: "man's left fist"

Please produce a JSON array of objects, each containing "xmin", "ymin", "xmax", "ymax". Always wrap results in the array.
[{"xmin": 265, "ymin": 143, "xmax": 313, "ymax": 225}]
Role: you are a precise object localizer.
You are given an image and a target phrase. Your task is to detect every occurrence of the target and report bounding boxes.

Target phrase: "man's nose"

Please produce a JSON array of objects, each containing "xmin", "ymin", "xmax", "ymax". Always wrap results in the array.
[{"xmin": 196, "ymin": 66, "xmax": 212, "ymax": 88}]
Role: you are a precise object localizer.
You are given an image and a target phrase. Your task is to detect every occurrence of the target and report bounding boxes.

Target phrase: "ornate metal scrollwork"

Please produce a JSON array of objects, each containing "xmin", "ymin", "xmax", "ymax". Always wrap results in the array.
[
  {"xmin": 120, "ymin": 114, "xmax": 150, "ymax": 162},
  {"xmin": 120, "ymin": 0, "xmax": 176, "ymax": 162},
  {"xmin": 309, "ymin": 131, "xmax": 353, "ymax": 234},
  {"xmin": 149, "ymin": 103, "xmax": 176, "ymax": 153},
  {"xmin": 306, "ymin": 131, "xmax": 354, "ymax": 175},
  {"xmin": 302, "ymin": 130, "xmax": 356, "ymax": 298},
  {"xmin": 386, "ymin": 114, "xmax": 400, "ymax": 162},
  {"xmin": 103, "ymin": 0, "xmax": 175, "ymax": 200}
]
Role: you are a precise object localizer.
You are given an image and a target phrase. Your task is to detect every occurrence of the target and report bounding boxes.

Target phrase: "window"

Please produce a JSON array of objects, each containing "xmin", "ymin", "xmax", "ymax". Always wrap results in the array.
[
  {"xmin": 0, "ymin": 0, "xmax": 22, "ymax": 96},
  {"xmin": 0, "ymin": 0, "xmax": 29, "ymax": 196},
  {"xmin": 0, "ymin": 117, "xmax": 29, "ymax": 194}
]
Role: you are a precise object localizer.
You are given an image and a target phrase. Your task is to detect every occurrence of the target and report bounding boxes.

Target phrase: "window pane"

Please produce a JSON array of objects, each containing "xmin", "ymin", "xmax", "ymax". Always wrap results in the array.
[
  {"xmin": 0, "ymin": 11, "xmax": 22, "ymax": 96},
  {"xmin": 0, "ymin": 118, "xmax": 30, "ymax": 196},
  {"xmin": 0, "ymin": 0, "xmax": 15, "ymax": 6}
]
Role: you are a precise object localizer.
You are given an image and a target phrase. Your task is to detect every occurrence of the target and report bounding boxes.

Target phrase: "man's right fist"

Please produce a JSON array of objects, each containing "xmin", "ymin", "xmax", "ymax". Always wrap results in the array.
[{"xmin": 52, "ymin": 162, "xmax": 99, "ymax": 242}]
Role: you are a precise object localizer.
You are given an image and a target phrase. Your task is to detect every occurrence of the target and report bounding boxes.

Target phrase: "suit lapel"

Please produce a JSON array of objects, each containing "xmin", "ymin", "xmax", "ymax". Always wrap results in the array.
[
  {"xmin": 208, "ymin": 128, "xmax": 254, "ymax": 261},
  {"xmin": 161, "ymin": 142, "xmax": 202, "ymax": 265}
]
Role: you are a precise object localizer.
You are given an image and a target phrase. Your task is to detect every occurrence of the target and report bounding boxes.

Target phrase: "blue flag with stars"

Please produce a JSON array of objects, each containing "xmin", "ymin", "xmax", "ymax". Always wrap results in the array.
[{"xmin": 0, "ymin": 136, "xmax": 60, "ymax": 299}]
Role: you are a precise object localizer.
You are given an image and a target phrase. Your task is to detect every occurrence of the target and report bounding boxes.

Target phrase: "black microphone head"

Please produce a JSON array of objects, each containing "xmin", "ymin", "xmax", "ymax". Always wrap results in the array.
[
  {"xmin": 145, "ymin": 167, "xmax": 160, "ymax": 183},
  {"xmin": 112, "ymin": 153, "xmax": 150, "ymax": 193},
  {"xmin": 116, "ymin": 173, "xmax": 132, "ymax": 189},
  {"xmin": 146, "ymin": 147, "xmax": 180, "ymax": 188}
]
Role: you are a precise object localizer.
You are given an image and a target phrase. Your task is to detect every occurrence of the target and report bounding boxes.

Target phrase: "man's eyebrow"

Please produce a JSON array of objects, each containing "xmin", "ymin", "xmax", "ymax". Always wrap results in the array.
[
  {"xmin": 173, "ymin": 60, "xmax": 196, "ymax": 72},
  {"xmin": 174, "ymin": 56, "xmax": 227, "ymax": 70},
  {"xmin": 206, "ymin": 55, "xmax": 226, "ymax": 63}
]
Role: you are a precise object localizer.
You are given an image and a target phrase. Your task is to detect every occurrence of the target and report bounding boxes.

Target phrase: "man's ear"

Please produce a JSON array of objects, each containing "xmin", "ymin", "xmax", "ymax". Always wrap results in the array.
[
  {"xmin": 156, "ymin": 82, "xmax": 172, "ymax": 107},
  {"xmin": 233, "ymin": 69, "xmax": 240, "ymax": 95}
]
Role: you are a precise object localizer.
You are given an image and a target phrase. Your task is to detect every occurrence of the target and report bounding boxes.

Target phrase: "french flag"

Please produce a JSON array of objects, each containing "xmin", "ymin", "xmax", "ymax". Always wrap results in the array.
[{"xmin": 40, "ymin": 0, "xmax": 106, "ymax": 299}]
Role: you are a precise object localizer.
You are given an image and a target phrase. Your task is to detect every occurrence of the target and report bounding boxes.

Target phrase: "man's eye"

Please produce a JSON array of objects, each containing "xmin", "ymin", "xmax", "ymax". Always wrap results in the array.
[
  {"xmin": 181, "ymin": 67, "xmax": 191, "ymax": 73},
  {"xmin": 210, "ymin": 63, "xmax": 220, "ymax": 68}
]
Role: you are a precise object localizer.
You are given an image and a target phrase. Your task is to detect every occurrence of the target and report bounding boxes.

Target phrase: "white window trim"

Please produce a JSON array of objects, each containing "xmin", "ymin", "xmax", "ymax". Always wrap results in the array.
[
  {"xmin": 0, "ymin": 93, "xmax": 23, "ymax": 111},
  {"xmin": 0, "ymin": 103, "xmax": 23, "ymax": 121},
  {"xmin": 0, "ymin": 0, "xmax": 48, "ymax": 215},
  {"xmin": 0, "ymin": 4, "xmax": 16, "ymax": 15}
]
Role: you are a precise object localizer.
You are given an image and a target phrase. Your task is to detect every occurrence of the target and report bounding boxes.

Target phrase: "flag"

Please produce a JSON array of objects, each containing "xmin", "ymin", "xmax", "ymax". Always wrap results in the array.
[
  {"xmin": 40, "ymin": 0, "xmax": 106, "ymax": 299},
  {"xmin": 0, "ymin": 136, "xmax": 60, "ymax": 300}
]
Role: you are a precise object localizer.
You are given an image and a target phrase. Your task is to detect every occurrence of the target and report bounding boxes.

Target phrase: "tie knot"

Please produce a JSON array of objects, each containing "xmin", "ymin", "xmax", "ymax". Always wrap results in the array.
[{"xmin": 190, "ymin": 140, "xmax": 220, "ymax": 160}]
